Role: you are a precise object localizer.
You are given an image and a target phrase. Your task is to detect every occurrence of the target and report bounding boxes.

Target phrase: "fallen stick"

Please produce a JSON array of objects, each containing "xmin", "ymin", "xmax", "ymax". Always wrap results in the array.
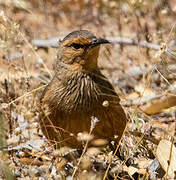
[{"xmin": 32, "ymin": 36, "xmax": 176, "ymax": 59}]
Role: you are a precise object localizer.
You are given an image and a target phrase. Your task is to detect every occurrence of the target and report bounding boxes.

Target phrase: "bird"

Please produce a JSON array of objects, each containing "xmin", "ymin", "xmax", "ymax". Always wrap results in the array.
[{"xmin": 39, "ymin": 30, "xmax": 127, "ymax": 149}]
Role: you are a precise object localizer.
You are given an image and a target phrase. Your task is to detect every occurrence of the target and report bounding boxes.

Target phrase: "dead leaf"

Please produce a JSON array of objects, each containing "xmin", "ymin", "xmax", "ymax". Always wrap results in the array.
[
  {"xmin": 141, "ymin": 95, "xmax": 176, "ymax": 115},
  {"xmin": 156, "ymin": 140, "xmax": 176, "ymax": 179}
]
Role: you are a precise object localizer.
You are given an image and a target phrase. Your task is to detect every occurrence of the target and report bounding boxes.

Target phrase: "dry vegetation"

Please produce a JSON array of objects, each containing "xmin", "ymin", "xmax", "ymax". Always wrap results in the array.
[{"xmin": 1, "ymin": 0, "xmax": 176, "ymax": 179}]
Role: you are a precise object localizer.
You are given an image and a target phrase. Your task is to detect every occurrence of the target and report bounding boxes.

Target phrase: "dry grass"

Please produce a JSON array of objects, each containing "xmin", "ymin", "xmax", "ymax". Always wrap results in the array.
[{"xmin": 0, "ymin": 0, "xmax": 176, "ymax": 179}]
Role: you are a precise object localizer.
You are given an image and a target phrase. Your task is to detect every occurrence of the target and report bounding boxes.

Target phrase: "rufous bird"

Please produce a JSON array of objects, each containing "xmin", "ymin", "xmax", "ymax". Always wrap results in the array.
[{"xmin": 39, "ymin": 30, "xmax": 127, "ymax": 148}]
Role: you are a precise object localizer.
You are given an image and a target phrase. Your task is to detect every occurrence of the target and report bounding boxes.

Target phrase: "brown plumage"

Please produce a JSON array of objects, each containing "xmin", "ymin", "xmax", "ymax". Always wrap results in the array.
[{"xmin": 39, "ymin": 30, "xmax": 127, "ymax": 148}]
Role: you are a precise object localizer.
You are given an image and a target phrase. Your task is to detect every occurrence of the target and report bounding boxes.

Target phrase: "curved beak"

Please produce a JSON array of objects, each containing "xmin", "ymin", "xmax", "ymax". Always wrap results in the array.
[{"xmin": 90, "ymin": 38, "xmax": 110, "ymax": 47}]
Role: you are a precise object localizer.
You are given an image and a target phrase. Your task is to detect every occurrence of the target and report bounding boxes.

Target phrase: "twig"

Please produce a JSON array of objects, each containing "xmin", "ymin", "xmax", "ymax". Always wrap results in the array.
[
  {"xmin": 32, "ymin": 37, "xmax": 60, "ymax": 48},
  {"xmin": 3, "ymin": 52, "xmax": 24, "ymax": 61},
  {"xmin": 32, "ymin": 36, "xmax": 176, "ymax": 60},
  {"xmin": 6, "ymin": 84, "xmax": 47, "ymax": 107},
  {"xmin": 108, "ymin": 37, "xmax": 160, "ymax": 50}
]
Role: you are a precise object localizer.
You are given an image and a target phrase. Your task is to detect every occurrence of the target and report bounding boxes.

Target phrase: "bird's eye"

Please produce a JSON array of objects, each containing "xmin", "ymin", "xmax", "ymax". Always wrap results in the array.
[{"xmin": 71, "ymin": 43, "xmax": 84, "ymax": 49}]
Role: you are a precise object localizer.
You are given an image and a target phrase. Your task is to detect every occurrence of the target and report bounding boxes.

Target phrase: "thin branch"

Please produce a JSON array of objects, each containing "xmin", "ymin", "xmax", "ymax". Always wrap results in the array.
[
  {"xmin": 32, "ymin": 36, "xmax": 162, "ymax": 49},
  {"xmin": 108, "ymin": 37, "xmax": 160, "ymax": 50},
  {"xmin": 32, "ymin": 37, "xmax": 60, "ymax": 48},
  {"xmin": 32, "ymin": 36, "xmax": 176, "ymax": 60}
]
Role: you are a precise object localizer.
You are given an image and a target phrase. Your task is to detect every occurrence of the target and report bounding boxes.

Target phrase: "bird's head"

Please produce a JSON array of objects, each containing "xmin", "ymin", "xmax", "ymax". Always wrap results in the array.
[{"xmin": 56, "ymin": 30, "xmax": 110, "ymax": 72}]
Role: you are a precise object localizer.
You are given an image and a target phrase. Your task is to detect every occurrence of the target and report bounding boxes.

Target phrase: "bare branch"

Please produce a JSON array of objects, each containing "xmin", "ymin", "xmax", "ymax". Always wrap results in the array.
[
  {"xmin": 108, "ymin": 37, "xmax": 160, "ymax": 50},
  {"xmin": 32, "ymin": 37, "xmax": 60, "ymax": 48},
  {"xmin": 32, "ymin": 37, "xmax": 176, "ymax": 59}
]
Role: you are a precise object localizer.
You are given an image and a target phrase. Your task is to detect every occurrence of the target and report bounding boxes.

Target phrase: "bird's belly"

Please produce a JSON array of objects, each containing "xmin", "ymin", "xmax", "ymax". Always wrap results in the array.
[
  {"xmin": 40, "ymin": 96, "xmax": 127, "ymax": 148},
  {"xmin": 55, "ymin": 109, "xmax": 113, "ymax": 138}
]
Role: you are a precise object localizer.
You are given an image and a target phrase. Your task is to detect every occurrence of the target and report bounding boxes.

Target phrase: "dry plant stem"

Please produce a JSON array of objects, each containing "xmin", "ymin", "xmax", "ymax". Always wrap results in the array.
[
  {"xmin": 155, "ymin": 67, "xmax": 171, "ymax": 86},
  {"xmin": 7, "ymin": 84, "xmax": 47, "ymax": 107},
  {"xmin": 19, "ymin": 32, "xmax": 52, "ymax": 78},
  {"xmin": 165, "ymin": 23, "xmax": 176, "ymax": 44},
  {"xmin": 103, "ymin": 138, "xmax": 122, "ymax": 180},
  {"xmin": 41, "ymin": 106, "xmax": 57, "ymax": 145},
  {"xmin": 113, "ymin": 66, "xmax": 157, "ymax": 178},
  {"xmin": 119, "ymin": 132, "xmax": 146, "ymax": 170},
  {"xmin": 72, "ymin": 117, "xmax": 96, "ymax": 178},
  {"xmin": 1, "ymin": 12, "xmax": 52, "ymax": 77},
  {"xmin": 130, "ymin": 63, "xmax": 156, "ymax": 114},
  {"xmin": 103, "ymin": 61, "xmax": 156, "ymax": 179},
  {"xmin": 71, "ymin": 139, "xmax": 89, "ymax": 178}
]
